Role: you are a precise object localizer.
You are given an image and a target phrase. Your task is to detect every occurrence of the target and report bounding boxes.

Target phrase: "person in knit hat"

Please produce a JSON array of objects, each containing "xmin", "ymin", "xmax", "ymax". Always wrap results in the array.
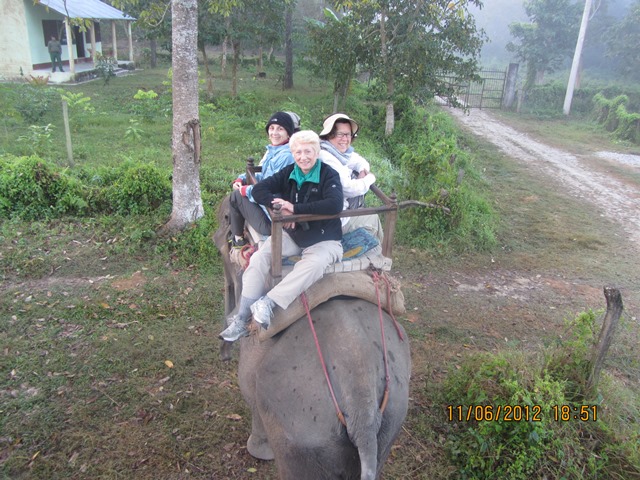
[{"xmin": 228, "ymin": 111, "xmax": 300, "ymax": 248}]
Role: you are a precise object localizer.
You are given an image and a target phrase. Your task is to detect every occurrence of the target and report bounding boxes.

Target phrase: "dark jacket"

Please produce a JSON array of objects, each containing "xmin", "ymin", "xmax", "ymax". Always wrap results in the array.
[{"xmin": 252, "ymin": 161, "xmax": 343, "ymax": 248}]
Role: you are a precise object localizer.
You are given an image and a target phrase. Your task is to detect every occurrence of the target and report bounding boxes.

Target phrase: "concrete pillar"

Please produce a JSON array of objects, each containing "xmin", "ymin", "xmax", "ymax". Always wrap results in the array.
[
  {"xmin": 111, "ymin": 21, "xmax": 118, "ymax": 61},
  {"xmin": 127, "ymin": 22, "xmax": 134, "ymax": 62},
  {"xmin": 502, "ymin": 63, "xmax": 519, "ymax": 109},
  {"xmin": 90, "ymin": 22, "xmax": 97, "ymax": 65},
  {"xmin": 64, "ymin": 18, "xmax": 75, "ymax": 74}
]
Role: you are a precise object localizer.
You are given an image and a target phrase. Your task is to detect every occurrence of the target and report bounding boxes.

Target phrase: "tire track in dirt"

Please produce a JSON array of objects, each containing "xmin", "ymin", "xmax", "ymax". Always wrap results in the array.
[{"xmin": 446, "ymin": 107, "xmax": 640, "ymax": 248}]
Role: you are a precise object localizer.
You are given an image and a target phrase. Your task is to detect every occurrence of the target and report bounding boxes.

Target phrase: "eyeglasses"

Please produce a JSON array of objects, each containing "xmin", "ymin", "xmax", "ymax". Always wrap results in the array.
[{"xmin": 335, "ymin": 132, "xmax": 353, "ymax": 139}]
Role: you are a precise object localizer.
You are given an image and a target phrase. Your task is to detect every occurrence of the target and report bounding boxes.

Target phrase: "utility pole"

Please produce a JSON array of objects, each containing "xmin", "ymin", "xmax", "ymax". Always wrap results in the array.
[{"xmin": 563, "ymin": 0, "xmax": 593, "ymax": 115}]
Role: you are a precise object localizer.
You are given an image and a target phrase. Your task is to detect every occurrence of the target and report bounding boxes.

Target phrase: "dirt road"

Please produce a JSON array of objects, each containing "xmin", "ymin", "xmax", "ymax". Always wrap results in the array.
[{"xmin": 446, "ymin": 107, "xmax": 640, "ymax": 248}]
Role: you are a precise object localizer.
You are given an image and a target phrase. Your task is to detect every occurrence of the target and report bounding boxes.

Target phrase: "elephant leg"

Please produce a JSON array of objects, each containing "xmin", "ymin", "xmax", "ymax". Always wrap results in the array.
[{"xmin": 246, "ymin": 412, "xmax": 274, "ymax": 460}]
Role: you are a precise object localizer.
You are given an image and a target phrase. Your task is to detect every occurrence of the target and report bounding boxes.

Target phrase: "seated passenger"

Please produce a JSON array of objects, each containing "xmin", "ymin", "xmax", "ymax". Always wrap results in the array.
[
  {"xmin": 220, "ymin": 130, "xmax": 344, "ymax": 342},
  {"xmin": 228, "ymin": 111, "xmax": 300, "ymax": 248},
  {"xmin": 318, "ymin": 113, "xmax": 383, "ymax": 242}
]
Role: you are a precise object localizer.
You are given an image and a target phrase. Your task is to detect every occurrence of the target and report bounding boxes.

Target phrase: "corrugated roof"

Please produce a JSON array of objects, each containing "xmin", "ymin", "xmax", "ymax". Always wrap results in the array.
[{"xmin": 37, "ymin": 0, "xmax": 135, "ymax": 21}]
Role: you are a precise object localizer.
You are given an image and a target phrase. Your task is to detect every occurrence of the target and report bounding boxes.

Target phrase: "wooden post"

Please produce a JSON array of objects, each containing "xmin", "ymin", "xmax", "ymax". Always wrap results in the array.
[
  {"xmin": 586, "ymin": 286, "xmax": 624, "ymax": 395},
  {"xmin": 381, "ymin": 192, "xmax": 398, "ymax": 258},
  {"xmin": 61, "ymin": 100, "xmax": 74, "ymax": 167},
  {"xmin": 246, "ymin": 157, "xmax": 256, "ymax": 183},
  {"xmin": 270, "ymin": 205, "xmax": 283, "ymax": 284}
]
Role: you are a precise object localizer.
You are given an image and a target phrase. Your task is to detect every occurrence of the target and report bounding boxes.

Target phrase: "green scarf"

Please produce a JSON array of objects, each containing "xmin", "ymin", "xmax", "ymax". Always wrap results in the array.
[{"xmin": 289, "ymin": 159, "xmax": 321, "ymax": 188}]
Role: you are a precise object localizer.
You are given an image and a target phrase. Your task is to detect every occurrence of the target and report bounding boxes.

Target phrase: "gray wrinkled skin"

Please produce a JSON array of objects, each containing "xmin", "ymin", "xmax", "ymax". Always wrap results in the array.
[{"xmin": 238, "ymin": 298, "xmax": 411, "ymax": 480}]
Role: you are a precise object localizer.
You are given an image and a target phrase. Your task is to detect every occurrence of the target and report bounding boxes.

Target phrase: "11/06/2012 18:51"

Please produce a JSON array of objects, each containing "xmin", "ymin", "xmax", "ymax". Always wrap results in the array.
[{"xmin": 446, "ymin": 404, "xmax": 598, "ymax": 422}]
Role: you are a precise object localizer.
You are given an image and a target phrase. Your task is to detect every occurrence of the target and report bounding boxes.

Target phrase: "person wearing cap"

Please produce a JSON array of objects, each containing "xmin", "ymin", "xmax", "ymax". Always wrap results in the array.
[
  {"xmin": 220, "ymin": 130, "xmax": 344, "ymax": 342},
  {"xmin": 318, "ymin": 113, "xmax": 383, "ymax": 242},
  {"xmin": 228, "ymin": 111, "xmax": 300, "ymax": 248}
]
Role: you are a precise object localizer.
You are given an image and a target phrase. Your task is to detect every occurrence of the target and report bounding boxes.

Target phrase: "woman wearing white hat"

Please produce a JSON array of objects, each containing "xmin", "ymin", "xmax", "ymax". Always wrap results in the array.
[{"xmin": 318, "ymin": 113, "xmax": 383, "ymax": 242}]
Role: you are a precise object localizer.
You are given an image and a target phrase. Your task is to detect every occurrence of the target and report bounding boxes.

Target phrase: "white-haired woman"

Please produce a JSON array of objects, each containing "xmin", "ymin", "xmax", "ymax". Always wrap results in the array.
[{"xmin": 220, "ymin": 130, "xmax": 344, "ymax": 342}]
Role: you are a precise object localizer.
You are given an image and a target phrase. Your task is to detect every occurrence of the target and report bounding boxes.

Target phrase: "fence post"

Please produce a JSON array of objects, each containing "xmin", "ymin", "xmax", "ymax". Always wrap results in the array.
[
  {"xmin": 586, "ymin": 286, "xmax": 624, "ymax": 395},
  {"xmin": 61, "ymin": 100, "xmax": 74, "ymax": 167}
]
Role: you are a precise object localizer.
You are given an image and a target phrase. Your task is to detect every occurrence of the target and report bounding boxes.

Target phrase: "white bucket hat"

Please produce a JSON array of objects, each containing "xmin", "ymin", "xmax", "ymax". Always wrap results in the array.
[{"xmin": 319, "ymin": 113, "xmax": 359, "ymax": 138}]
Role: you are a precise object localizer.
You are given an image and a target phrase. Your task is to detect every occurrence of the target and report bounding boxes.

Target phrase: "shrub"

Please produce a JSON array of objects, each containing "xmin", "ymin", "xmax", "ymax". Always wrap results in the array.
[
  {"xmin": 613, "ymin": 103, "xmax": 640, "ymax": 144},
  {"xmin": 592, "ymin": 93, "xmax": 640, "ymax": 144},
  {"xmin": 131, "ymin": 89, "xmax": 164, "ymax": 122},
  {"xmin": 442, "ymin": 309, "xmax": 638, "ymax": 479},
  {"xmin": 372, "ymin": 99, "xmax": 497, "ymax": 252},
  {"xmin": 0, "ymin": 155, "xmax": 88, "ymax": 219},
  {"xmin": 95, "ymin": 54, "xmax": 118, "ymax": 85},
  {"xmin": 16, "ymin": 124, "xmax": 55, "ymax": 158},
  {"xmin": 103, "ymin": 161, "xmax": 171, "ymax": 215},
  {"xmin": 14, "ymin": 84, "xmax": 58, "ymax": 124}
]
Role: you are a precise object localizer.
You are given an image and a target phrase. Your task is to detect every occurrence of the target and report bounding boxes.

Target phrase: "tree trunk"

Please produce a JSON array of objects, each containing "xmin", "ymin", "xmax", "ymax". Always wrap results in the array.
[
  {"xmin": 232, "ymin": 39, "xmax": 240, "ymax": 98},
  {"xmin": 162, "ymin": 0, "xmax": 204, "ymax": 233},
  {"xmin": 257, "ymin": 44, "xmax": 263, "ymax": 73},
  {"xmin": 379, "ymin": 7, "xmax": 394, "ymax": 136},
  {"xmin": 150, "ymin": 37, "xmax": 157, "ymax": 68},
  {"xmin": 221, "ymin": 37, "xmax": 228, "ymax": 77},
  {"xmin": 385, "ymin": 100, "xmax": 395, "ymax": 136},
  {"xmin": 200, "ymin": 43, "xmax": 214, "ymax": 98},
  {"xmin": 340, "ymin": 78, "xmax": 351, "ymax": 112},
  {"xmin": 283, "ymin": 5, "xmax": 294, "ymax": 90}
]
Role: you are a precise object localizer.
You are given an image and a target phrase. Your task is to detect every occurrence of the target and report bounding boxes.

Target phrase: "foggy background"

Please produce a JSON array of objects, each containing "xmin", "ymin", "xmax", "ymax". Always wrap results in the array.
[{"xmin": 469, "ymin": 0, "xmax": 636, "ymax": 76}]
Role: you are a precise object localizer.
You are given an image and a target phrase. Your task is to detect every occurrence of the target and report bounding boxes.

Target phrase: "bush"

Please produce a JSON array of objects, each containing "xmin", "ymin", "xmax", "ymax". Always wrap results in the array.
[
  {"xmin": 14, "ymin": 84, "xmax": 58, "ymax": 124},
  {"xmin": 103, "ymin": 161, "xmax": 171, "ymax": 215},
  {"xmin": 0, "ymin": 155, "xmax": 88, "ymax": 219},
  {"xmin": 95, "ymin": 54, "xmax": 118, "ymax": 85},
  {"xmin": 442, "ymin": 309, "xmax": 639, "ymax": 479},
  {"xmin": 592, "ymin": 93, "xmax": 640, "ymax": 144},
  {"xmin": 522, "ymin": 81, "xmax": 640, "ymax": 118},
  {"xmin": 370, "ymin": 98, "xmax": 497, "ymax": 253}
]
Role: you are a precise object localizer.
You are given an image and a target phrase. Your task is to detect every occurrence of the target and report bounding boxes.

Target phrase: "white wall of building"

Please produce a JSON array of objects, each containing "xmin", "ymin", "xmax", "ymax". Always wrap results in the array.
[{"xmin": 0, "ymin": 0, "xmax": 32, "ymax": 79}]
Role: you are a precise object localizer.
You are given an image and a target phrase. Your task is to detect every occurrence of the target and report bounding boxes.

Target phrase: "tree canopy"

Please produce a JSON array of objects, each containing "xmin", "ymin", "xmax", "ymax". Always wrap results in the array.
[
  {"xmin": 507, "ymin": 0, "xmax": 582, "ymax": 87},
  {"xmin": 605, "ymin": 0, "xmax": 640, "ymax": 80},
  {"xmin": 326, "ymin": 0, "xmax": 485, "ymax": 135}
]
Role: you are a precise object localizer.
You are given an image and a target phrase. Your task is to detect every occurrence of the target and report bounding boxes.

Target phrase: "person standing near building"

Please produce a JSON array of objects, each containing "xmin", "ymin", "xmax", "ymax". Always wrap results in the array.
[{"xmin": 47, "ymin": 36, "xmax": 64, "ymax": 72}]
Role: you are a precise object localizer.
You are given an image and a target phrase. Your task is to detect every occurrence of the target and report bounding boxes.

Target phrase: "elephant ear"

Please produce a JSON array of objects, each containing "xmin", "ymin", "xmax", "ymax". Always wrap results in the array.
[
  {"xmin": 212, "ymin": 195, "xmax": 232, "ymax": 252},
  {"xmin": 257, "ymin": 271, "xmax": 405, "ymax": 342}
]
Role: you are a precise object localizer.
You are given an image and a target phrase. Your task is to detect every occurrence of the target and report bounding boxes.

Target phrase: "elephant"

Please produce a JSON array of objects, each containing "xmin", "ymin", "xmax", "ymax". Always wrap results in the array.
[{"xmin": 213, "ymin": 196, "xmax": 411, "ymax": 479}]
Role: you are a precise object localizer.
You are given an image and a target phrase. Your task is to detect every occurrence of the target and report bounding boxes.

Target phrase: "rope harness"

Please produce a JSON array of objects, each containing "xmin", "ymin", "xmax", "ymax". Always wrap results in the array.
[{"xmin": 302, "ymin": 270, "xmax": 405, "ymax": 428}]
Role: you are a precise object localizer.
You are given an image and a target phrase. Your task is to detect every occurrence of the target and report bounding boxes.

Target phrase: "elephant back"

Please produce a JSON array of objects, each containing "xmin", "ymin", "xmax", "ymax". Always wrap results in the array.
[{"xmin": 240, "ymin": 297, "xmax": 411, "ymax": 480}]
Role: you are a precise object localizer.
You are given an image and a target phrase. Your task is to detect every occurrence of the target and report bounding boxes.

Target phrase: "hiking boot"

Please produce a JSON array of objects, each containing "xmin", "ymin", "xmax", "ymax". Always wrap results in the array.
[
  {"xmin": 230, "ymin": 236, "xmax": 248, "ymax": 249},
  {"xmin": 219, "ymin": 314, "xmax": 250, "ymax": 342},
  {"xmin": 251, "ymin": 296, "xmax": 274, "ymax": 329}
]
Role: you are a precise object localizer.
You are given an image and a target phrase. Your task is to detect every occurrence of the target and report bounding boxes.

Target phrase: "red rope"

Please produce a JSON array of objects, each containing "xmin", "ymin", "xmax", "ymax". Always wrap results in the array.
[
  {"xmin": 301, "ymin": 292, "xmax": 347, "ymax": 427},
  {"xmin": 372, "ymin": 272, "xmax": 391, "ymax": 412},
  {"xmin": 239, "ymin": 244, "xmax": 257, "ymax": 269},
  {"xmin": 375, "ymin": 271, "xmax": 404, "ymax": 341}
]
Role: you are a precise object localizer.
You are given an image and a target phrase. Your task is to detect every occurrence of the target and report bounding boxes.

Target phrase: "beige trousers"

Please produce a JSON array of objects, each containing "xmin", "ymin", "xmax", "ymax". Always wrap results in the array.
[{"xmin": 242, "ymin": 232, "xmax": 343, "ymax": 310}]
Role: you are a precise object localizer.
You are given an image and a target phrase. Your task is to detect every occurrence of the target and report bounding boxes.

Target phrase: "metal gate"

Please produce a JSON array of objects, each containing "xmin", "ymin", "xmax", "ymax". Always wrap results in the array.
[{"xmin": 440, "ymin": 69, "xmax": 507, "ymax": 109}]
